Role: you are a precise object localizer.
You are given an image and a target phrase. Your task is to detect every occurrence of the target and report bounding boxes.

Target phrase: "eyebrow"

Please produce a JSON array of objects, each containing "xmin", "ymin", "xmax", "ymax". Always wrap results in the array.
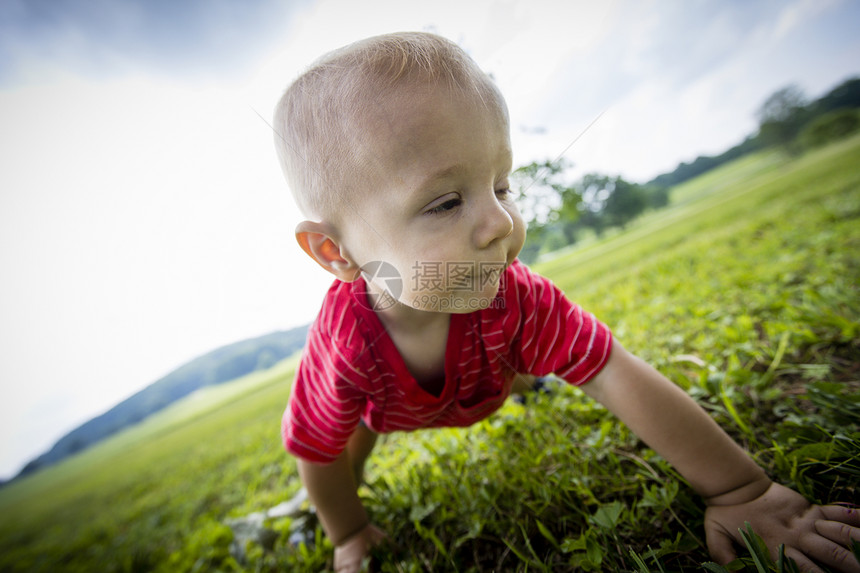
[
  {"xmin": 414, "ymin": 149, "xmax": 514, "ymax": 196},
  {"xmin": 418, "ymin": 164, "xmax": 469, "ymax": 190}
]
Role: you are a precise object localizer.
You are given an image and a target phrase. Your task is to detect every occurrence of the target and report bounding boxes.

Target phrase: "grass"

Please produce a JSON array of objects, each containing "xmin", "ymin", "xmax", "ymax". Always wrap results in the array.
[{"xmin": 0, "ymin": 135, "xmax": 858, "ymax": 572}]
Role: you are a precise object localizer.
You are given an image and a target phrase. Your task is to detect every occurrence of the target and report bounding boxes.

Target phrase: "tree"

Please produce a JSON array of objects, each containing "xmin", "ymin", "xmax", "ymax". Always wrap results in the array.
[
  {"xmin": 644, "ymin": 184, "xmax": 670, "ymax": 209},
  {"xmin": 756, "ymin": 85, "xmax": 809, "ymax": 152},
  {"xmin": 575, "ymin": 174, "xmax": 655, "ymax": 233},
  {"xmin": 798, "ymin": 109, "xmax": 860, "ymax": 149},
  {"xmin": 807, "ymin": 77, "xmax": 860, "ymax": 116},
  {"xmin": 512, "ymin": 162, "xmax": 667, "ymax": 261},
  {"xmin": 513, "ymin": 159, "xmax": 580, "ymax": 263},
  {"xmin": 512, "ymin": 158, "xmax": 574, "ymax": 225},
  {"xmin": 603, "ymin": 178, "xmax": 647, "ymax": 228}
]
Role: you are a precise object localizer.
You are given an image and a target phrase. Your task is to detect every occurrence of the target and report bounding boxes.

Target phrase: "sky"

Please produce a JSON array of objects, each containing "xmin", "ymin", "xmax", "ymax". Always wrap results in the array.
[{"xmin": 1, "ymin": 0, "xmax": 858, "ymax": 480}]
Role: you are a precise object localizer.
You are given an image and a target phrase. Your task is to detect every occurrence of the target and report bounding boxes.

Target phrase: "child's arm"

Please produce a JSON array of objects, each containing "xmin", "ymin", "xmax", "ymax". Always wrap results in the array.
[
  {"xmin": 297, "ymin": 455, "xmax": 386, "ymax": 573},
  {"xmin": 581, "ymin": 340, "xmax": 860, "ymax": 572}
]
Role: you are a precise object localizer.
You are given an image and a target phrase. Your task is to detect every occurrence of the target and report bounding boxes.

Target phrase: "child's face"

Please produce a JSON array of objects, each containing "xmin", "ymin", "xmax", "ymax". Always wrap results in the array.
[{"xmin": 340, "ymin": 85, "xmax": 526, "ymax": 313}]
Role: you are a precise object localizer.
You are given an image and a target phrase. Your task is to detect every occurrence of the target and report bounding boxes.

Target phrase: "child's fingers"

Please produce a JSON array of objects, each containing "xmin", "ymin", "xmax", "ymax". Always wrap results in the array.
[
  {"xmin": 705, "ymin": 529, "xmax": 738, "ymax": 565},
  {"xmin": 798, "ymin": 532, "xmax": 860, "ymax": 573},
  {"xmin": 783, "ymin": 546, "xmax": 827, "ymax": 573},
  {"xmin": 815, "ymin": 518, "xmax": 860, "ymax": 548},
  {"xmin": 818, "ymin": 504, "xmax": 860, "ymax": 527}
]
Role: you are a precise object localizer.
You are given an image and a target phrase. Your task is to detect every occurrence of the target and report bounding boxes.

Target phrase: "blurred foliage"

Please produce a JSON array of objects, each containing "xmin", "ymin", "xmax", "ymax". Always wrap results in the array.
[
  {"xmin": 755, "ymin": 77, "xmax": 860, "ymax": 155},
  {"xmin": 756, "ymin": 84, "xmax": 810, "ymax": 154},
  {"xmin": 798, "ymin": 109, "xmax": 860, "ymax": 150},
  {"xmin": 514, "ymin": 168, "xmax": 669, "ymax": 264},
  {"xmin": 516, "ymin": 77, "xmax": 860, "ymax": 264}
]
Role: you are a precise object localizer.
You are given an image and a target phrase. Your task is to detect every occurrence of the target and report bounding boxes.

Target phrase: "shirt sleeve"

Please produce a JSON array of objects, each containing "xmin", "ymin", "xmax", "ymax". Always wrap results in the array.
[
  {"xmin": 508, "ymin": 261, "xmax": 613, "ymax": 385},
  {"xmin": 281, "ymin": 303, "xmax": 369, "ymax": 463}
]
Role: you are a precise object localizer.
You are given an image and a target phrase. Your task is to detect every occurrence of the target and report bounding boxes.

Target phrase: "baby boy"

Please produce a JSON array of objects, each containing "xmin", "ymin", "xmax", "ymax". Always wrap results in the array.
[{"xmin": 273, "ymin": 32, "xmax": 859, "ymax": 573}]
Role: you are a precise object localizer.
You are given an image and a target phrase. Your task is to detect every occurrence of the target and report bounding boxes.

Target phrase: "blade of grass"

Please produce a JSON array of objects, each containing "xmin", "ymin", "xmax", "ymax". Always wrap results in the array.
[
  {"xmin": 701, "ymin": 562, "xmax": 732, "ymax": 573},
  {"xmin": 777, "ymin": 543, "xmax": 801, "ymax": 573},
  {"xmin": 720, "ymin": 366, "xmax": 753, "ymax": 437},
  {"xmin": 760, "ymin": 331, "xmax": 790, "ymax": 387},
  {"xmin": 628, "ymin": 548, "xmax": 652, "ymax": 573},
  {"xmin": 739, "ymin": 522, "xmax": 771, "ymax": 573}
]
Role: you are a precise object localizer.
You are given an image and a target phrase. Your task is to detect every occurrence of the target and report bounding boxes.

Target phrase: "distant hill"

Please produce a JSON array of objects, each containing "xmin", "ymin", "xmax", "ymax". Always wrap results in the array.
[
  {"xmin": 15, "ymin": 326, "xmax": 309, "ymax": 480},
  {"xmin": 647, "ymin": 76, "xmax": 860, "ymax": 189}
]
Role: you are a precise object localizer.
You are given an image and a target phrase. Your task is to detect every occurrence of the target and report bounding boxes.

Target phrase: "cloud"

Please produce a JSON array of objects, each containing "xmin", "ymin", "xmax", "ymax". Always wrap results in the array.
[
  {"xmin": 0, "ymin": 0, "xmax": 308, "ymax": 84},
  {"xmin": 770, "ymin": 0, "xmax": 839, "ymax": 43},
  {"xmin": 500, "ymin": 0, "xmax": 859, "ymax": 181}
]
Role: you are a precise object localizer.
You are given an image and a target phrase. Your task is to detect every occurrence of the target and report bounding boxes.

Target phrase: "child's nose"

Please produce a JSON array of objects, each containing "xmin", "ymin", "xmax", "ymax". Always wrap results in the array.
[{"xmin": 473, "ymin": 193, "xmax": 514, "ymax": 248}]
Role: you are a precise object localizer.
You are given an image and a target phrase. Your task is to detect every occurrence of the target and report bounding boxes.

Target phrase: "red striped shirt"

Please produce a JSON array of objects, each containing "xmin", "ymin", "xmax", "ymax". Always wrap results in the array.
[{"xmin": 281, "ymin": 259, "xmax": 612, "ymax": 463}]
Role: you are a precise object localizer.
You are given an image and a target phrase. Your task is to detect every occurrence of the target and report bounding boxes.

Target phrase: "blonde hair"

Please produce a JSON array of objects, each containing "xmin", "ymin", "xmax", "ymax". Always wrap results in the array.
[{"xmin": 273, "ymin": 31, "xmax": 506, "ymax": 222}]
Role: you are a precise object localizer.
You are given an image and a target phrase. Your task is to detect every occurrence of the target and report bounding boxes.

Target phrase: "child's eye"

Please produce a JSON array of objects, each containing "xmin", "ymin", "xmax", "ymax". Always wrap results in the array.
[
  {"xmin": 426, "ymin": 198, "xmax": 462, "ymax": 215},
  {"xmin": 495, "ymin": 187, "xmax": 513, "ymax": 200}
]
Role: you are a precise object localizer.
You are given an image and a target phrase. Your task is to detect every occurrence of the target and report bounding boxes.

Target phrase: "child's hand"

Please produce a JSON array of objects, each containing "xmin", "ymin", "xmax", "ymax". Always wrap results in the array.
[
  {"xmin": 705, "ymin": 482, "xmax": 860, "ymax": 572},
  {"xmin": 333, "ymin": 523, "xmax": 387, "ymax": 573}
]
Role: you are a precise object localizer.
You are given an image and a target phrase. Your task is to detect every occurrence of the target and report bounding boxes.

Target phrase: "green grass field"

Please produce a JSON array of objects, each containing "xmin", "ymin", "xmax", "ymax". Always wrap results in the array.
[{"xmin": 1, "ymin": 135, "xmax": 858, "ymax": 572}]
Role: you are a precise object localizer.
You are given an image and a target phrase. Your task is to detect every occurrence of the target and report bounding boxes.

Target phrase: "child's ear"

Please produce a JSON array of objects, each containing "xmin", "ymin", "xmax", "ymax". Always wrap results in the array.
[{"xmin": 295, "ymin": 221, "xmax": 360, "ymax": 282}]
